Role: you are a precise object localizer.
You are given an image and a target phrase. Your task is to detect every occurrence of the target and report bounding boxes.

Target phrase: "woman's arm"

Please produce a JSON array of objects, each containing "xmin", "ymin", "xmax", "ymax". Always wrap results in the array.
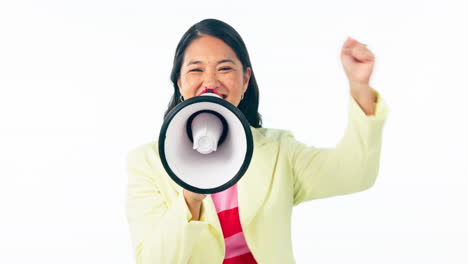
[
  {"xmin": 286, "ymin": 89, "xmax": 388, "ymax": 205},
  {"xmin": 341, "ymin": 36, "xmax": 378, "ymax": 116},
  {"xmin": 281, "ymin": 37, "xmax": 387, "ymax": 204}
]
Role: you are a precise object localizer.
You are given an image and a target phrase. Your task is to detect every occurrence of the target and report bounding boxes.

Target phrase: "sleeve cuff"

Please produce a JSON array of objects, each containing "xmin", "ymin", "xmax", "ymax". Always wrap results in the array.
[
  {"xmin": 176, "ymin": 190, "xmax": 208, "ymax": 223},
  {"xmin": 349, "ymin": 88, "xmax": 389, "ymax": 121}
]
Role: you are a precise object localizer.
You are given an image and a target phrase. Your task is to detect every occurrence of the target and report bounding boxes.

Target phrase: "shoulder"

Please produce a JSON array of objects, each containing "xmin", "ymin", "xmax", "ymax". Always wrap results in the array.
[
  {"xmin": 252, "ymin": 126, "xmax": 295, "ymax": 145},
  {"xmin": 126, "ymin": 141, "xmax": 160, "ymax": 169},
  {"xmin": 255, "ymin": 127, "xmax": 292, "ymax": 141}
]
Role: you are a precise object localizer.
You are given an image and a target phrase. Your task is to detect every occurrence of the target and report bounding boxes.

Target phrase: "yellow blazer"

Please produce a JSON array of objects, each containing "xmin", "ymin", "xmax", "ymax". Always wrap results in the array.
[{"xmin": 125, "ymin": 91, "xmax": 388, "ymax": 263}]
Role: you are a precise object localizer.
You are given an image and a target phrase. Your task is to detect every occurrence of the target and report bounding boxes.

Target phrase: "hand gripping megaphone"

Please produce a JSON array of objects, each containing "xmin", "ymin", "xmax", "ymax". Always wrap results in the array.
[{"xmin": 158, "ymin": 89, "xmax": 254, "ymax": 194}]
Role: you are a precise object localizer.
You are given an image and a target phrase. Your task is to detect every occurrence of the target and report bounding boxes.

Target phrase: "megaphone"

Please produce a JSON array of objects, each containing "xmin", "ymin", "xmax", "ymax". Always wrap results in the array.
[{"xmin": 158, "ymin": 89, "xmax": 254, "ymax": 194}]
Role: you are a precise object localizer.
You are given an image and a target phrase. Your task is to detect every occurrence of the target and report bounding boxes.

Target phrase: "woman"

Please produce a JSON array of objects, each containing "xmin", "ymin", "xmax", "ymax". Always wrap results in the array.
[{"xmin": 126, "ymin": 18, "xmax": 388, "ymax": 264}]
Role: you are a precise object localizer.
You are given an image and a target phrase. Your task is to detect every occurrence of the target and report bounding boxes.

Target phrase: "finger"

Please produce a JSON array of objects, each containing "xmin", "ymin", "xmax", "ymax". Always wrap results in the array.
[
  {"xmin": 342, "ymin": 37, "xmax": 357, "ymax": 51},
  {"xmin": 342, "ymin": 37, "xmax": 369, "ymax": 58},
  {"xmin": 341, "ymin": 39, "xmax": 355, "ymax": 56},
  {"xmin": 341, "ymin": 46, "xmax": 352, "ymax": 57},
  {"xmin": 344, "ymin": 37, "xmax": 368, "ymax": 48},
  {"xmin": 351, "ymin": 45, "xmax": 374, "ymax": 62},
  {"xmin": 352, "ymin": 51, "xmax": 373, "ymax": 62}
]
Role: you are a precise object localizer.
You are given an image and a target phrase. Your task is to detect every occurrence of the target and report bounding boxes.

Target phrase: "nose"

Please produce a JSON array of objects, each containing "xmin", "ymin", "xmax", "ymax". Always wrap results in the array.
[{"xmin": 202, "ymin": 71, "xmax": 220, "ymax": 89}]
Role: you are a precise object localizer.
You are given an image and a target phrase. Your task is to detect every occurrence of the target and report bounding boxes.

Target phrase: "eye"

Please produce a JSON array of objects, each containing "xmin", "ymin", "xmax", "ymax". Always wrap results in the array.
[
  {"xmin": 189, "ymin": 69, "xmax": 202, "ymax": 72},
  {"xmin": 219, "ymin": 67, "xmax": 232, "ymax": 71}
]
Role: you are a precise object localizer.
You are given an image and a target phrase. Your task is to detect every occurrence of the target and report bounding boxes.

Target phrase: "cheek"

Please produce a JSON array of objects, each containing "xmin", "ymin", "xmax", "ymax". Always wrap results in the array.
[
  {"xmin": 223, "ymin": 73, "xmax": 244, "ymax": 92},
  {"xmin": 180, "ymin": 75, "xmax": 199, "ymax": 90}
]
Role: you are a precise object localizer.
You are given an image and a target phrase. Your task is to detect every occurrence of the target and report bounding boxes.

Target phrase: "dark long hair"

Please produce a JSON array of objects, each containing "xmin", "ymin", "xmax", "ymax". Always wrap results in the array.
[{"xmin": 164, "ymin": 18, "xmax": 262, "ymax": 128}]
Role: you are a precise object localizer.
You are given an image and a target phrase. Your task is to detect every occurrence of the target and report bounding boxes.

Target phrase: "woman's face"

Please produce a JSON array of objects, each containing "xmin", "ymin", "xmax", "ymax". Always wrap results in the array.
[{"xmin": 177, "ymin": 35, "xmax": 251, "ymax": 107}]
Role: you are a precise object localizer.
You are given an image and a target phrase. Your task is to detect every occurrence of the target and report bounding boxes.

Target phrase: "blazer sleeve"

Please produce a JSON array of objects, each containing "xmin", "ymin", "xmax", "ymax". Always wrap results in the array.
[
  {"xmin": 125, "ymin": 146, "xmax": 209, "ymax": 264},
  {"xmin": 284, "ymin": 89, "xmax": 389, "ymax": 206}
]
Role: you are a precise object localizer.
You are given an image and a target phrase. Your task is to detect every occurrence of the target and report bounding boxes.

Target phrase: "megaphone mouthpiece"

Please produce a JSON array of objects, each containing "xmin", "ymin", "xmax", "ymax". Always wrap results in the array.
[
  {"xmin": 191, "ymin": 112, "xmax": 223, "ymax": 154},
  {"xmin": 193, "ymin": 135, "xmax": 217, "ymax": 154}
]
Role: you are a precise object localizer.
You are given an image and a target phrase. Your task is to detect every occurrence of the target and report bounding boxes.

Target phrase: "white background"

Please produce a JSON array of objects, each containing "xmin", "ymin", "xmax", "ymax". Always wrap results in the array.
[{"xmin": 1, "ymin": 0, "xmax": 467, "ymax": 263}]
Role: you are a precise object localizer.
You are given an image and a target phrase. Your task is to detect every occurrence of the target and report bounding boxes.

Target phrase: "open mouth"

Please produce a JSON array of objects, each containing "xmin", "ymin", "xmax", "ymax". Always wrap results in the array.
[{"xmin": 199, "ymin": 88, "xmax": 227, "ymax": 99}]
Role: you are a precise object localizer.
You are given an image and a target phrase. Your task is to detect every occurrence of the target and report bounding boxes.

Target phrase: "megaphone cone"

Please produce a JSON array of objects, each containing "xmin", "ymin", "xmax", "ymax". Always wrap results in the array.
[{"xmin": 158, "ymin": 90, "xmax": 254, "ymax": 194}]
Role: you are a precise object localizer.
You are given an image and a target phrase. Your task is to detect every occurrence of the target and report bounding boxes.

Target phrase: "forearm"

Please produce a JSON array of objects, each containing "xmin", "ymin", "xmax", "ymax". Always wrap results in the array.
[{"xmin": 349, "ymin": 82, "xmax": 377, "ymax": 116}]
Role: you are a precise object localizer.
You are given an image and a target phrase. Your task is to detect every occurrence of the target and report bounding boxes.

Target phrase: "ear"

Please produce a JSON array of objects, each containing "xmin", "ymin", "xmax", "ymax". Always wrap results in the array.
[
  {"xmin": 243, "ymin": 67, "xmax": 251, "ymax": 94},
  {"xmin": 177, "ymin": 78, "xmax": 182, "ymax": 93}
]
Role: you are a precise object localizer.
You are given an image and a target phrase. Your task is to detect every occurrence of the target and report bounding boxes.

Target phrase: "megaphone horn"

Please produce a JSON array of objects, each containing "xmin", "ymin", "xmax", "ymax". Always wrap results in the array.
[{"xmin": 158, "ymin": 89, "xmax": 254, "ymax": 194}]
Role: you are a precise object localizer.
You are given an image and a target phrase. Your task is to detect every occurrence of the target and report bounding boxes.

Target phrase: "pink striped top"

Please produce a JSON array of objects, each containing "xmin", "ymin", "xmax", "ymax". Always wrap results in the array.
[{"xmin": 211, "ymin": 183, "xmax": 257, "ymax": 264}]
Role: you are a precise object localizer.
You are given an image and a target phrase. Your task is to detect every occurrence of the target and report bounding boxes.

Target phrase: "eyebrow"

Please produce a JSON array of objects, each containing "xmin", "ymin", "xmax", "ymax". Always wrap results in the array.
[{"xmin": 186, "ymin": 59, "xmax": 236, "ymax": 66}]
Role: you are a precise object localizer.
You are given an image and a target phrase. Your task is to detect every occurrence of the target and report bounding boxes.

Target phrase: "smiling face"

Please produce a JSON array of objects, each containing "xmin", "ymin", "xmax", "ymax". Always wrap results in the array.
[{"xmin": 177, "ymin": 35, "xmax": 251, "ymax": 107}]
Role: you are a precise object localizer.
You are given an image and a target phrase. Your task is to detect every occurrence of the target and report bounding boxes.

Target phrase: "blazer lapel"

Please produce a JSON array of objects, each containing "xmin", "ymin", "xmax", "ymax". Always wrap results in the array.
[{"xmin": 237, "ymin": 126, "xmax": 277, "ymax": 228}]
